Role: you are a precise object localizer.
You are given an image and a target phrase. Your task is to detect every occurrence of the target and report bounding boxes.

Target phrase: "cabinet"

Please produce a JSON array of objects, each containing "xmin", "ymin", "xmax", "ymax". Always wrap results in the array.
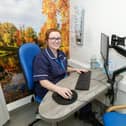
[{"xmin": 0, "ymin": 84, "xmax": 9, "ymax": 126}]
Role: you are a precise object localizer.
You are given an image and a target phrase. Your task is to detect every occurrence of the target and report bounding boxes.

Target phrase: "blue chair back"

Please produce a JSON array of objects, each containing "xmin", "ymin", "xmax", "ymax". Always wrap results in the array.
[
  {"xmin": 103, "ymin": 111, "xmax": 126, "ymax": 126},
  {"xmin": 19, "ymin": 43, "xmax": 41, "ymax": 91}
]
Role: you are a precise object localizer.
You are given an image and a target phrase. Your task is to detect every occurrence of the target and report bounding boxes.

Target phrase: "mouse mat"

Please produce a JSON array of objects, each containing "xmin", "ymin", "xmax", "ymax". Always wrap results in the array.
[{"xmin": 52, "ymin": 90, "xmax": 78, "ymax": 105}]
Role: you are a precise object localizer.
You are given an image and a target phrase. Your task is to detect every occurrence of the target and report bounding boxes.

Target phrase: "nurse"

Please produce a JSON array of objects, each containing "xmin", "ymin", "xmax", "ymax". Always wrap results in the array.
[{"xmin": 33, "ymin": 28, "xmax": 87, "ymax": 100}]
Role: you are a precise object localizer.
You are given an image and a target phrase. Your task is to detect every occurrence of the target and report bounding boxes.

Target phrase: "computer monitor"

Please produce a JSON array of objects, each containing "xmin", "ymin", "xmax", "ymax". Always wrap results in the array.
[
  {"xmin": 100, "ymin": 33, "xmax": 126, "ymax": 104},
  {"xmin": 100, "ymin": 33, "xmax": 111, "ymax": 82}
]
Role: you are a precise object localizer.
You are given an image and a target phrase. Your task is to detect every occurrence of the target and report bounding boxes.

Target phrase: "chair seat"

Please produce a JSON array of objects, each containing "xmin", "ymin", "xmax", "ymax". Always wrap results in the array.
[{"xmin": 103, "ymin": 112, "xmax": 126, "ymax": 126}]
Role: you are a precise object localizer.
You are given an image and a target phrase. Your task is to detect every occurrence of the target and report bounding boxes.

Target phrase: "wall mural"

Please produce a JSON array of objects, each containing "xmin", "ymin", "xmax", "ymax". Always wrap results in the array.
[{"xmin": 0, "ymin": 0, "xmax": 69, "ymax": 104}]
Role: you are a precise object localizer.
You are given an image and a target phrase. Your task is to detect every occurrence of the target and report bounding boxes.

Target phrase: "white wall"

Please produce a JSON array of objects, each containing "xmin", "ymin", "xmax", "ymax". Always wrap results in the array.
[{"xmin": 69, "ymin": 0, "xmax": 126, "ymax": 68}]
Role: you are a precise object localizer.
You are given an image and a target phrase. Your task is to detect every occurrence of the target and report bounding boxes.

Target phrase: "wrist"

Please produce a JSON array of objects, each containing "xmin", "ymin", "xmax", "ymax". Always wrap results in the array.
[
  {"xmin": 67, "ymin": 66, "xmax": 77, "ymax": 73},
  {"xmin": 72, "ymin": 68, "xmax": 77, "ymax": 72},
  {"xmin": 54, "ymin": 86, "xmax": 60, "ymax": 93}
]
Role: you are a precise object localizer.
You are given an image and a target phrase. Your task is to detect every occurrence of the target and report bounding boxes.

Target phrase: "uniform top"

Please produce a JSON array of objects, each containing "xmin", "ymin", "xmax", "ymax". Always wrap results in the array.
[{"xmin": 33, "ymin": 47, "xmax": 67, "ymax": 99}]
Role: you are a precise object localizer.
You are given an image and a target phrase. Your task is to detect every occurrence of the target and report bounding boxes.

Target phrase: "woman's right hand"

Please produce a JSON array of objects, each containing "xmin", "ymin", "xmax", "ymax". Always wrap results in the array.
[{"xmin": 55, "ymin": 86, "xmax": 73, "ymax": 99}]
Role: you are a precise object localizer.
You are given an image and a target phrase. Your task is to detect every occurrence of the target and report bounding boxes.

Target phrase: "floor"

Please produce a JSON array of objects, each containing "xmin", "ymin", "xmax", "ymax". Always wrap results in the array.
[{"xmin": 4, "ymin": 102, "xmax": 92, "ymax": 126}]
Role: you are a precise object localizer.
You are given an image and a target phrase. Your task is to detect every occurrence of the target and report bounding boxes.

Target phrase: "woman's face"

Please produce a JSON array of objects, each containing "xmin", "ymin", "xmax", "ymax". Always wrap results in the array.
[{"xmin": 47, "ymin": 31, "xmax": 61, "ymax": 51}]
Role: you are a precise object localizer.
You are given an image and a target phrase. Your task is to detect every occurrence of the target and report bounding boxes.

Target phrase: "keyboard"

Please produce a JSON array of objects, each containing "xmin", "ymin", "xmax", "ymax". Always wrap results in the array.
[{"xmin": 75, "ymin": 71, "xmax": 91, "ymax": 90}]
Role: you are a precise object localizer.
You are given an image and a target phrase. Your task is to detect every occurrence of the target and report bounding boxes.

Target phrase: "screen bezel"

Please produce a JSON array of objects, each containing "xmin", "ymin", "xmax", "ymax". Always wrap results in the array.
[
  {"xmin": 100, "ymin": 33, "xmax": 109, "ymax": 66},
  {"xmin": 100, "ymin": 33, "xmax": 111, "ymax": 82}
]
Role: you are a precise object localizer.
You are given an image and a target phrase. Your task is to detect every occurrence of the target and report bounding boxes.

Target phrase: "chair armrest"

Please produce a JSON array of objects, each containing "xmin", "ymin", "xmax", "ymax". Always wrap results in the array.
[{"xmin": 106, "ymin": 105, "xmax": 126, "ymax": 112}]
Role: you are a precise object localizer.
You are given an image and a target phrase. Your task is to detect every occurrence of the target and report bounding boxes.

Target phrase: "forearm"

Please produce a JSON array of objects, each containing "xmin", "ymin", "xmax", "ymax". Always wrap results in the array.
[
  {"xmin": 39, "ymin": 80, "xmax": 59, "ymax": 92},
  {"xmin": 67, "ymin": 66, "xmax": 76, "ymax": 73},
  {"xmin": 67, "ymin": 66, "xmax": 88, "ymax": 73},
  {"xmin": 39, "ymin": 79, "xmax": 72, "ymax": 99}
]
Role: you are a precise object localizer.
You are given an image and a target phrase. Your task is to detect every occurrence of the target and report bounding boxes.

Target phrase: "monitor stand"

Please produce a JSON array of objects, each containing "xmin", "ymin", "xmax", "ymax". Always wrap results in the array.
[{"xmin": 106, "ymin": 67, "xmax": 126, "ymax": 105}]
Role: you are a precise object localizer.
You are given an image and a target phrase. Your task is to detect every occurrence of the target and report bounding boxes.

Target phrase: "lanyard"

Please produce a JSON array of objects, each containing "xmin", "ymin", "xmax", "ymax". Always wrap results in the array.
[
  {"xmin": 55, "ymin": 58, "xmax": 67, "ymax": 77},
  {"xmin": 55, "ymin": 58, "xmax": 65, "ymax": 70}
]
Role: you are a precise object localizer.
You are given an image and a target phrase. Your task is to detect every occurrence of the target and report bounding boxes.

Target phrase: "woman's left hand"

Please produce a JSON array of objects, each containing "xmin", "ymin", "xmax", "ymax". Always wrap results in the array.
[{"xmin": 74, "ymin": 68, "xmax": 88, "ymax": 74}]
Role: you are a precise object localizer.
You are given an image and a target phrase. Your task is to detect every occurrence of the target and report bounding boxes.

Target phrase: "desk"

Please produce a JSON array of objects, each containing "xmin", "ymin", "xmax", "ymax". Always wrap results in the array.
[{"xmin": 39, "ymin": 69, "xmax": 109, "ymax": 125}]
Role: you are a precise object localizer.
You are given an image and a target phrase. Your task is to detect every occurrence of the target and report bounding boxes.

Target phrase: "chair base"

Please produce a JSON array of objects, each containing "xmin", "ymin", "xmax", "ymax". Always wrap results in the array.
[
  {"xmin": 28, "ymin": 119, "xmax": 41, "ymax": 126},
  {"xmin": 28, "ymin": 113, "xmax": 41, "ymax": 126},
  {"xmin": 88, "ymin": 117, "xmax": 103, "ymax": 126}
]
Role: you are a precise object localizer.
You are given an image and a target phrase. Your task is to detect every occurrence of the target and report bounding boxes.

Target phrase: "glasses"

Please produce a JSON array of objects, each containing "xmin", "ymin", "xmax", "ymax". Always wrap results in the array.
[{"xmin": 48, "ymin": 37, "xmax": 61, "ymax": 41}]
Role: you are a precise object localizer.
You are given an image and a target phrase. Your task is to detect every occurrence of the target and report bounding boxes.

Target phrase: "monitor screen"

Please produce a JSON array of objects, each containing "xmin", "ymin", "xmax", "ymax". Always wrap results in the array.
[
  {"xmin": 100, "ymin": 33, "xmax": 109, "ymax": 66},
  {"xmin": 100, "ymin": 33, "xmax": 111, "ymax": 81}
]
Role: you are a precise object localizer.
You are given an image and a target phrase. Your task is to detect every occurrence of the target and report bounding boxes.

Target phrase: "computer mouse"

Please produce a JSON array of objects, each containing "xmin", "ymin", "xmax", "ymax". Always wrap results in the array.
[
  {"xmin": 68, "ymin": 95, "xmax": 73, "ymax": 100},
  {"xmin": 52, "ymin": 90, "xmax": 78, "ymax": 105}
]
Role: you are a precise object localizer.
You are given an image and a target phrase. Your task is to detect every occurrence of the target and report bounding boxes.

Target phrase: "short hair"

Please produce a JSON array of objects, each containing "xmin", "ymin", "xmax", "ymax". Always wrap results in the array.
[{"xmin": 45, "ymin": 28, "xmax": 61, "ymax": 41}]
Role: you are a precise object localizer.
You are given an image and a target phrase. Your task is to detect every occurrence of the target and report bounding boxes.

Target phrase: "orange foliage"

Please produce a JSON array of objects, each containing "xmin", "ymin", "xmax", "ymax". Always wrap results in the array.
[
  {"xmin": 15, "ymin": 30, "xmax": 22, "ymax": 46},
  {"xmin": 39, "ymin": 0, "xmax": 70, "ymax": 56},
  {"xmin": 40, "ymin": 0, "xmax": 57, "ymax": 43}
]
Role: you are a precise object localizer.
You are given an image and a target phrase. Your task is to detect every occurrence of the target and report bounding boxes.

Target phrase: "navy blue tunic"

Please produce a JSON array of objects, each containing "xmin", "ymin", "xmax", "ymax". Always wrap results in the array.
[{"xmin": 33, "ymin": 48, "xmax": 67, "ymax": 99}]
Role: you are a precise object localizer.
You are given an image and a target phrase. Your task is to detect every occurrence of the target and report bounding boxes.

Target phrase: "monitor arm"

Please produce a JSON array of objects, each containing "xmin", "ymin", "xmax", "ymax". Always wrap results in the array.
[
  {"xmin": 111, "ymin": 34, "xmax": 126, "ymax": 46},
  {"xmin": 112, "ymin": 45, "xmax": 126, "ymax": 57},
  {"xmin": 112, "ymin": 66, "xmax": 126, "ymax": 83},
  {"xmin": 107, "ymin": 67, "xmax": 126, "ymax": 105},
  {"xmin": 110, "ymin": 42, "xmax": 126, "ymax": 82},
  {"xmin": 106, "ymin": 45, "xmax": 126, "ymax": 104}
]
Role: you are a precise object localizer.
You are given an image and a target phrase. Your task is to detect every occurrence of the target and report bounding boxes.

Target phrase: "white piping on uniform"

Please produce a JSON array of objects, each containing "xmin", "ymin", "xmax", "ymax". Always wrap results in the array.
[
  {"xmin": 45, "ymin": 48, "xmax": 56, "ymax": 59},
  {"xmin": 33, "ymin": 74, "xmax": 48, "ymax": 77},
  {"xmin": 45, "ymin": 48, "xmax": 66, "ymax": 61},
  {"xmin": 63, "ymin": 57, "xmax": 66, "ymax": 61}
]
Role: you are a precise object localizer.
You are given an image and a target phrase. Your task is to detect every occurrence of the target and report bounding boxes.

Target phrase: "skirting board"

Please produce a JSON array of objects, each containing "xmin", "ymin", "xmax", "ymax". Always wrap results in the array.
[{"xmin": 7, "ymin": 95, "xmax": 33, "ymax": 112}]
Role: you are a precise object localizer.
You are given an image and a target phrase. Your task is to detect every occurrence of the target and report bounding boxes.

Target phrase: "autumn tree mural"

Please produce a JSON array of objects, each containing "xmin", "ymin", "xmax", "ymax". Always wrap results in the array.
[
  {"xmin": 0, "ymin": 22, "xmax": 17, "ymax": 47},
  {"xmin": 0, "ymin": 0, "xmax": 70, "ymax": 103},
  {"xmin": 0, "ymin": 22, "xmax": 37, "ymax": 103}
]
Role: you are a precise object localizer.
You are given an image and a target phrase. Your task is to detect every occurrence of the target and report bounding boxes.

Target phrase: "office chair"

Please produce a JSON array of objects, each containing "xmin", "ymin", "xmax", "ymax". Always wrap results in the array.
[
  {"xmin": 103, "ymin": 104, "xmax": 126, "ymax": 126},
  {"xmin": 18, "ymin": 43, "xmax": 42, "ymax": 126}
]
